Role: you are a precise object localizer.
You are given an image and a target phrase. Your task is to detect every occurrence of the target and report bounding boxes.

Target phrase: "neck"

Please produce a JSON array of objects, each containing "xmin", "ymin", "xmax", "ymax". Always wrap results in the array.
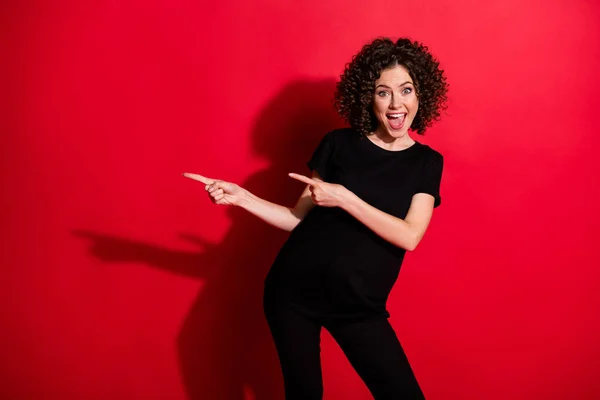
[{"xmin": 369, "ymin": 128, "xmax": 415, "ymax": 150}]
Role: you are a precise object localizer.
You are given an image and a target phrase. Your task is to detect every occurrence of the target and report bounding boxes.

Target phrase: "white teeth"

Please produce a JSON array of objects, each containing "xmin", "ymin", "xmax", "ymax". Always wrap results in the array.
[{"xmin": 387, "ymin": 113, "xmax": 405, "ymax": 118}]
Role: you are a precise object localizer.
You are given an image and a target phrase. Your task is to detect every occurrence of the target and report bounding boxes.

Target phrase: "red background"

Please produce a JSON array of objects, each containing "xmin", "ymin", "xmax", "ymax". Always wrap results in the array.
[{"xmin": 3, "ymin": 0, "xmax": 600, "ymax": 399}]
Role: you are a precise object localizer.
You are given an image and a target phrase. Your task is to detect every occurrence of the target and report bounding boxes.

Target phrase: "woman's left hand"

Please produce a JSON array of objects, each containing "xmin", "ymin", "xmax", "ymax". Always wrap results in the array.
[{"xmin": 288, "ymin": 173, "xmax": 350, "ymax": 208}]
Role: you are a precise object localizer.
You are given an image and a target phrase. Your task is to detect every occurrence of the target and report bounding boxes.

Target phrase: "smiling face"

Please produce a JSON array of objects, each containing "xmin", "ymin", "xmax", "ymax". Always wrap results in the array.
[{"xmin": 372, "ymin": 64, "xmax": 419, "ymax": 142}]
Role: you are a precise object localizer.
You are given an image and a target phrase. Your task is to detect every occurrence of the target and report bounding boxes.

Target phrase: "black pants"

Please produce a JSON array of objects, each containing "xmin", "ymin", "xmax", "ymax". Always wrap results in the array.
[{"xmin": 264, "ymin": 295, "xmax": 426, "ymax": 400}]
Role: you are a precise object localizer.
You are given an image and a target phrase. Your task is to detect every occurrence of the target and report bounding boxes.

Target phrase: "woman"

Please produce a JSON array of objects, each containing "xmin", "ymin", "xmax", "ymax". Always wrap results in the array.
[{"xmin": 184, "ymin": 37, "xmax": 448, "ymax": 399}]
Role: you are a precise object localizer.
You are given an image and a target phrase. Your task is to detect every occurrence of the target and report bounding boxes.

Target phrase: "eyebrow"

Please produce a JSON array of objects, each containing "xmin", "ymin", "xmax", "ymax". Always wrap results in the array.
[{"xmin": 375, "ymin": 81, "xmax": 414, "ymax": 89}]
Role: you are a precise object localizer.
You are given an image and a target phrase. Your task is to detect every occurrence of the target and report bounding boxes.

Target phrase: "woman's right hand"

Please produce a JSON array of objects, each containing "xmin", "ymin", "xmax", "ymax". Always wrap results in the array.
[{"xmin": 182, "ymin": 173, "xmax": 245, "ymax": 206}]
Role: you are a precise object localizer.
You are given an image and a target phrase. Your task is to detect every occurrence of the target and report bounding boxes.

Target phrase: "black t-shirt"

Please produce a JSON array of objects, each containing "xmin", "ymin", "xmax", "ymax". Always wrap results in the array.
[{"xmin": 265, "ymin": 127, "xmax": 443, "ymax": 320}]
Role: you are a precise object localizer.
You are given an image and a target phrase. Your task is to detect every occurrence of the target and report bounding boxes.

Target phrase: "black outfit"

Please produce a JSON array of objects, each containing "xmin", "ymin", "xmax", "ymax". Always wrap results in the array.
[{"xmin": 264, "ymin": 128, "xmax": 443, "ymax": 399}]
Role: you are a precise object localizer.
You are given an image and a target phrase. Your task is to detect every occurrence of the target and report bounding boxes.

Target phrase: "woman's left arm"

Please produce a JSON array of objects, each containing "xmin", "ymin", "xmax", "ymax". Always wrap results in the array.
[
  {"xmin": 288, "ymin": 173, "xmax": 436, "ymax": 251},
  {"xmin": 342, "ymin": 191, "xmax": 435, "ymax": 251}
]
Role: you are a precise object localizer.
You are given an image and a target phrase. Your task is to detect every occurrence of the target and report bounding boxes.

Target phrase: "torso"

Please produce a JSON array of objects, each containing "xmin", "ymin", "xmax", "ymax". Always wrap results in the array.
[{"xmin": 265, "ymin": 128, "xmax": 441, "ymax": 320}]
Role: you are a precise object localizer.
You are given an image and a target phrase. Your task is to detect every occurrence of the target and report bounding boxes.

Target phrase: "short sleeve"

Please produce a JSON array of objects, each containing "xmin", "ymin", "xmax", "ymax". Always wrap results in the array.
[
  {"xmin": 415, "ymin": 153, "xmax": 444, "ymax": 208},
  {"xmin": 306, "ymin": 131, "xmax": 334, "ymax": 180}
]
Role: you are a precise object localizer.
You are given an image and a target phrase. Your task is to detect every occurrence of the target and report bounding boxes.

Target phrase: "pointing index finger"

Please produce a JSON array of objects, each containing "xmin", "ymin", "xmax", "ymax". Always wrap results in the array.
[
  {"xmin": 288, "ymin": 173, "xmax": 317, "ymax": 186},
  {"xmin": 182, "ymin": 173, "xmax": 214, "ymax": 185}
]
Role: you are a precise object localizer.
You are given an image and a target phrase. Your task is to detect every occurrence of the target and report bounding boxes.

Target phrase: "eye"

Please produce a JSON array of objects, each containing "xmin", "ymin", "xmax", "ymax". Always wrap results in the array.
[
  {"xmin": 377, "ymin": 91, "xmax": 390, "ymax": 97},
  {"xmin": 402, "ymin": 87, "xmax": 413, "ymax": 95}
]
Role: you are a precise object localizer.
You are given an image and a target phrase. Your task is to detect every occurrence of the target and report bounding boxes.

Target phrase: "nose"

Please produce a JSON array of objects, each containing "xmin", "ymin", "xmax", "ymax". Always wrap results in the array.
[{"xmin": 390, "ymin": 92, "xmax": 402, "ymax": 109}]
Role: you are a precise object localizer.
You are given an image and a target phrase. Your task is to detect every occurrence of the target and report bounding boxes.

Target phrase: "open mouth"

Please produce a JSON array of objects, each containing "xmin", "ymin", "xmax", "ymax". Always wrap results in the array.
[{"xmin": 386, "ymin": 113, "xmax": 406, "ymax": 130}]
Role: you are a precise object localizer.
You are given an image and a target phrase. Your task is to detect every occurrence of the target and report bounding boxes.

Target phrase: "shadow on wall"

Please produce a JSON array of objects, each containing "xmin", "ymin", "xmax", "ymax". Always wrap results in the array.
[{"xmin": 74, "ymin": 79, "xmax": 343, "ymax": 400}]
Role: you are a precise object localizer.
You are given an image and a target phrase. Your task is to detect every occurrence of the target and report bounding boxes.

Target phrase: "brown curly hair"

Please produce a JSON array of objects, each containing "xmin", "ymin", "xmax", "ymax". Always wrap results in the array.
[{"xmin": 334, "ymin": 37, "xmax": 449, "ymax": 135}]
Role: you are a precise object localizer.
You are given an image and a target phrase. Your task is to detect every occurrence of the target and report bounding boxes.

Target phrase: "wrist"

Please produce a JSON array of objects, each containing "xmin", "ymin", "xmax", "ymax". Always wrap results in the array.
[
  {"xmin": 339, "ymin": 187, "xmax": 358, "ymax": 211},
  {"xmin": 235, "ymin": 188, "xmax": 253, "ymax": 208}
]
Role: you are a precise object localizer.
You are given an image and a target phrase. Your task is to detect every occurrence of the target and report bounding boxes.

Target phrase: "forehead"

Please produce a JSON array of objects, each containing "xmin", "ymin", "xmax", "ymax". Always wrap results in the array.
[{"xmin": 376, "ymin": 65, "xmax": 412, "ymax": 84}]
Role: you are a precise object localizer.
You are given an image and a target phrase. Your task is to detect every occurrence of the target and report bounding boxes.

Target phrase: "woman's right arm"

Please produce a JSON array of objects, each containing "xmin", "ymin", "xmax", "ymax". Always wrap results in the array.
[{"xmin": 183, "ymin": 171, "xmax": 323, "ymax": 232}]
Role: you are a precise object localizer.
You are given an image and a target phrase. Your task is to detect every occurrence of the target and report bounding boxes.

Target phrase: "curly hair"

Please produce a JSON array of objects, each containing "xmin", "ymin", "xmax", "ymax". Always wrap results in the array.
[{"xmin": 334, "ymin": 37, "xmax": 448, "ymax": 135}]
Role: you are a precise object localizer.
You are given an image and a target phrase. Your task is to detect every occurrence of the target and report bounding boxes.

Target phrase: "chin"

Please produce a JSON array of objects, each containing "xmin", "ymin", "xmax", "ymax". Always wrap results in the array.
[{"xmin": 385, "ymin": 126, "xmax": 409, "ymax": 138}]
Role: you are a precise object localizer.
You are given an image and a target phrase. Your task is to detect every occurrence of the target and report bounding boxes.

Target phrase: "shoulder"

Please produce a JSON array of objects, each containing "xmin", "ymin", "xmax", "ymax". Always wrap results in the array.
[
  {"xmin": 322, "ymin": 127, "xmax": 359, "ymax": 145},
  {"xmin": 417, "ymin": 143, "xmax": 444, "ymax": 164}
]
